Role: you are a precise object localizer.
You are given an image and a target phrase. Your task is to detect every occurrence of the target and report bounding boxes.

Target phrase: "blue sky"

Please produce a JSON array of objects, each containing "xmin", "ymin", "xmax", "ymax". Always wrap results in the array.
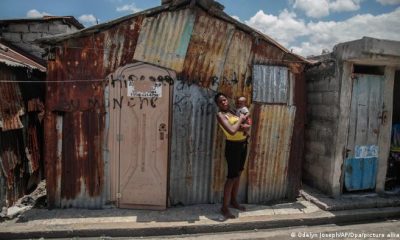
[{"xmin": 1, "ymin": 0, "xmax": 399, "ymax": 57}]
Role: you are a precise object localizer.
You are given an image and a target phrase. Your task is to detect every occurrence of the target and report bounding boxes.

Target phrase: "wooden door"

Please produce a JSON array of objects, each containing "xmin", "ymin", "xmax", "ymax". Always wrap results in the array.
[
  {"xmin": 344, "ymin": 74, "xmax": 384, "ymax": 191},
  {"xmin": 110, "ymin": 62, "xmax": 174, "ymax": 209}
]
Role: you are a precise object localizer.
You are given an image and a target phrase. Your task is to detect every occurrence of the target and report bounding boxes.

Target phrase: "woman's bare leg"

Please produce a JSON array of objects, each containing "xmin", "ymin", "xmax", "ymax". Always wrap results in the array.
[
  {"xmin": 221, "ymin": 178, "xmax": 235, "ymax": 218},
  {"xmin": 230, "ymin": 173, "xmax": 246, "ymax": 211}
]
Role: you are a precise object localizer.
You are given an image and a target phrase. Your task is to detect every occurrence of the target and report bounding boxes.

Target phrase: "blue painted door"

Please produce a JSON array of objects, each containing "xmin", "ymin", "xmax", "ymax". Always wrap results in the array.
[{"xmin": 345, "ymin": 74, "xmax": 384, "ymax": 191}]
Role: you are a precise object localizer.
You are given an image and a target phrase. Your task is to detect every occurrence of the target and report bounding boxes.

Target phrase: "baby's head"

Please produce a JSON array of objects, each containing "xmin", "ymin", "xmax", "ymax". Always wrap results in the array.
[{"xmin": 236, "ymin": 96, "xmax": 247, "ymax": 108}]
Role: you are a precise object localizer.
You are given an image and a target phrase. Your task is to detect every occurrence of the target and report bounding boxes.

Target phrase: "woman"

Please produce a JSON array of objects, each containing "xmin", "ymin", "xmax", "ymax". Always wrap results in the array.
[{"xmin": 214, "ymin": 92, "xmax": 249, "ymax": 219}]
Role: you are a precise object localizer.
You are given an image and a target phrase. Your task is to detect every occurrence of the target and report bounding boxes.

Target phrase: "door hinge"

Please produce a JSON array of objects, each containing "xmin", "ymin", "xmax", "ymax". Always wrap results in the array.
[
  {"xmin": 116, "ymin": 134, "xmax": 123, "ymax": 142},
  {"xmin": 116, "ymin": 192, "xmax": 122, "ymax": 199}
]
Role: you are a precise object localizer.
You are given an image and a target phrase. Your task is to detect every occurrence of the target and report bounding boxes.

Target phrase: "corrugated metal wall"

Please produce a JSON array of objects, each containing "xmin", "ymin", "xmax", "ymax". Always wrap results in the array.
[
  {"xmin": 181, "ymin": 10, "xmax": 235, "ymax": 89},
  {"xmin": 134, "ymin": 8, "xmax": 195, "ymax": 73},
  {"xmin": 45, "ymin": 37, "xmax": 107, "ymax": 208},
  {"xmin": 0, "ymin": 65, "xmax": 45, "ymax": 207},
  {"xmin": 248, "ymin": 104, "xmax": 296, "ymax": 203},
  {"xmin": 253, "ymin": 65, "xmax": 289, "ymax": 103},
  {"xmin": 218, "ymin": 29, "xmax": 253, "ymax": 101},
  {"xmin": 169, "ymin": 80, "xmax": 216, "ymax": 205}
]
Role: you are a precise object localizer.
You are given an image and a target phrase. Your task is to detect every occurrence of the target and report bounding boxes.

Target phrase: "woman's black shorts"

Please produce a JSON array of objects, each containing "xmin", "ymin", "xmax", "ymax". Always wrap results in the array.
[{"xmin": 225, "ymin": 140, "xmax": 247, "ymax": 179}]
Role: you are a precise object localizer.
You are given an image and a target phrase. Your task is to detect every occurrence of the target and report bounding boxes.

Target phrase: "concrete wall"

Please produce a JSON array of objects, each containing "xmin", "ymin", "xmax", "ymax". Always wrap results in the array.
[
  {"xmin": 0, "ymin": 20, "xmax": 80, "ymax": 59},
  {"xmin": 303, "ymin": 56, "xmax": 340, "ymax": 195}
]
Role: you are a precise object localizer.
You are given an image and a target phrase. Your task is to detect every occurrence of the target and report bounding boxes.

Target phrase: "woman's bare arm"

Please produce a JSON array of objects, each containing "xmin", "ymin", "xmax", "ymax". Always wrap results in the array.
[{"xmin": 217, "ymin": 112, "xmax": 245, "ymax": 135}]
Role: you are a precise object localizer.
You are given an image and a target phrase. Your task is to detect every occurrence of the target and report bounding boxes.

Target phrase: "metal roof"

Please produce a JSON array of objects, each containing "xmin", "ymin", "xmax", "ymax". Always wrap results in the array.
[
  {"xmin": 37, "ymin": 0, "xmax": 309, "ymax": 64},
  {"xmin": 0, "ymin": 41, "xmax": 46, "ymax": 72}
]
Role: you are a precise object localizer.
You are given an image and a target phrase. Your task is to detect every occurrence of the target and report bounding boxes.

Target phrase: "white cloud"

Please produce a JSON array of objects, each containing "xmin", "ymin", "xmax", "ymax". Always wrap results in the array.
[
  {"xmin": 330, "ymin": 0, "xmax": 361, "ymax": 12},
  {"xmin": 116, "ymin": 3, "xmax": 142, "ymax": 13},
  {"xmin": 293, "ymin": 0, "xmax": 361, "ymax": 18},
  {"xmin": 246, "ymin": 9, "xmax": 309, "ymax": 47},
  {"xmin": 26, "ymin": 9, "xmax": 52, "ymax": 18},
  {"xmin": 377, "ymin": 0, "xmax": 400, "ymax": 5},
  {"xmin": 231, "ymin": 15, "xmax": 241, "ymax": 21},
  {"xmin": 293, "ymin": 0, "xmax": 330, "ymax": 18},
  {"xmin": 245, "ymin": 7, "xmax": 400, "ymax": 57},
  {"xmin": 78, "ymin": 14, "xmax": 97, "ymax": 26}
]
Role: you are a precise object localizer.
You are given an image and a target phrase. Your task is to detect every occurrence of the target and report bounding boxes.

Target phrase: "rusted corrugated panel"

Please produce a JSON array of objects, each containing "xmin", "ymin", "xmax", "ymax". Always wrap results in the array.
[
  {"xmin": 169, "ymin": 80, "xmax": 217, "ymax": 205},
  {"xmin": 46, "ymin": 37, "xmax": 105, "ymax": 112},
  {"xmin": 247, "ymin": 104, "xmax": 296, "ymax": 203},
  {"xmin": 133, "ymin": 8, "xmax": 195, "ymax": 73},
  {"xmin": 26, "ymin": 125, "xmax": 40, "ymax": 173},
  {"xmin": 218, "ymin": 29, "xmax": 253, "ymax": 102},
  {"xmin": 181, "ymin": 9, "xmax": 235, "ymax": 89},
  {"xmin": 253, "ymin": 65, "xmax": 289, "ymax": 104},
  {"xmin": 252, "ymin": 40, "xmax": 285, "ymax": 66},
  {"xmin": 44, "ymin": 111, "xmax": 58, "ymax": 208},
  {"xmin": 0, "ymin": 129, "xmax": 25, "ymax": 206},
  {"xmin": 45, "ymin": 35, "xmax": 107, "ymax": 208},
  {"xmin": 102, "ymin": 16, "xmax": 143, "ymax": 75},
  {"xmin": 59, "ymin": 111, "xmax": 105, "ymax": 208},
  {"xmin": 0, "ymin": 66, "xmax": 24, "ymax": 131}
]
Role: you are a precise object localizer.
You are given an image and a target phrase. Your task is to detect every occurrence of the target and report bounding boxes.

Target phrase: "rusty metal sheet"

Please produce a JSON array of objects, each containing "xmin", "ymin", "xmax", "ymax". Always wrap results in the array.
[
  {"xmin": 0, "ymin": 130, "xmax": 25, "ymax": 207},
  {"xmin": 247, "ymin": 104, "xmax": 296, "ymax": 203},
  {"xmin": 181, "ymin": 9, "xmax": 235, "ymax": 89},
  {"xmin": 218, "ymin": 29, "xmax": 253, "ymax": 102},
  {"xmin": 46, "ymin": 34, "xmax": 105, "ymax": 112},
  {"xmin": 0, "ymin": 66, "xmax": 24, "ymax": 131},
  {"xmin": 252, "ymin": 40, "xmax": 285, "ymax": 66},
  {"xmin": 133, "ymin": 8, "xmax": 195, "ymax": 73},
  {"xmin": 45, "ymin": 35, "xmax": 107, "ymax": 208},
  {"xmin": 169, "ymin": 80, "xmax": 217, "ymax": 205},
  {"xmin": 59, "ymin": 111, "xmax": 105, "ymax": 208},
  {"xmin": 253, "ymin": 65, "xmax": 289, "ymax": 104},
  {"xmin": 102, "ymin": 16, "xmax": 143, "ymax": 75},
  {"xmin": 0, "ymin": 65, "xmax": 45, "ymax": 207}
]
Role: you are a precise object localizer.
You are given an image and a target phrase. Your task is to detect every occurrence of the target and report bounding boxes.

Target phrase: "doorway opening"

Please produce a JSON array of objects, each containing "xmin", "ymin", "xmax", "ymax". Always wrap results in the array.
[{"xmin": 385, "ymin": 70, "xmax": 400, "ymax": 193}]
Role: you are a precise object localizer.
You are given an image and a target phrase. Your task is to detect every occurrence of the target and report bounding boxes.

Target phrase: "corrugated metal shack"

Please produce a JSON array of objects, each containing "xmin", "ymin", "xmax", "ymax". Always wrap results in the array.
[
  {"xmin": 0, "ymin": 40, "xmax": 46, "ymax": 207},
  {"xmin": 41, "ymin": 0, "xmax": 309, "ymax": 209},
  {"xmin": 304, "ymin": 37, "xmax": 400, "ymax": 197}
]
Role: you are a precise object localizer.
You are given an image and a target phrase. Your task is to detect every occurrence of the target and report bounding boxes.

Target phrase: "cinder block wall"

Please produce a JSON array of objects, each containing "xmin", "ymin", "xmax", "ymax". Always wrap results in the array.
[
  {"xmin": 303, "ymin": 56, "xmax": 340, "ymax": 195},
  {"xmin": 0, "ymin": 20, "xmax": 80, "ymax": 59}
]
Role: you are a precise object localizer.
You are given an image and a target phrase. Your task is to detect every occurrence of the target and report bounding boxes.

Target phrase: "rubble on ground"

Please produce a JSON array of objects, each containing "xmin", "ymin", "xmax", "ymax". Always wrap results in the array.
[{"xmin": 0, "ymin": 180, "xmax": 46, "ymax": 221}]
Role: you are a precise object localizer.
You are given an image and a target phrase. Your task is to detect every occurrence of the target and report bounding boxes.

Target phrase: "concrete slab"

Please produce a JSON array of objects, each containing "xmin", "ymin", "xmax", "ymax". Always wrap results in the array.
[
  {"xmin": 0, "ymin": 198, "xmax": 400, "ymax": 239},
  {"xmin": 300, "ymin": 185, "xmax": 400, "ymax": 211}
]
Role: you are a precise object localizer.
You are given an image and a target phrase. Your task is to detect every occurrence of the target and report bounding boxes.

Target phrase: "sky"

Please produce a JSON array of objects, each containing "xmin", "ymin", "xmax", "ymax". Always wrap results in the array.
[{"xmin": 0, "ymin": 0, "xmax": 399, "ymax": 57}]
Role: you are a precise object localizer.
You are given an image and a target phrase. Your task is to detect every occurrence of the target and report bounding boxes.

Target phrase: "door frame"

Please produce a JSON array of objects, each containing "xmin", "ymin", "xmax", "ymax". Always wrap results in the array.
[
  {"xmin": 107, "ymin": 62, "xmax": 175, "ymax": 209},
  {"xmin": 332, "ymin": 62, "xmax": 395, "ymax": 196}
]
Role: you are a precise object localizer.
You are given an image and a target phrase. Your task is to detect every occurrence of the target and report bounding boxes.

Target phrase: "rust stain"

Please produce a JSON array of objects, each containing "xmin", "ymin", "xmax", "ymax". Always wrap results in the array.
[
  {"xmin": 0, "ymin": 67, "xmax": 24, "ymax": 131},
  {"xmin": 103, "ymin": 16, "xmax": 143, "ymax": 75},
  {"xmin": 45, "ymin": 33, "xmax": 107, "ymax": 207},
  {"xmin": 0, "ymin": 65, "xmax": 44, "ymax": 207},
  {"xmin": 252, "ymin": 39, "xmax": 285, "ymax": 66},
  {"xmin": 218, "ymin": 29, "xmax": 253, "ymax": 101},
  {"xmin": 181, "ymin": 9, "xmax": 234, "ymax": 88},
  {"xmin": 247, "ymin": 104, "xmax": 296, "ymax": 203}
]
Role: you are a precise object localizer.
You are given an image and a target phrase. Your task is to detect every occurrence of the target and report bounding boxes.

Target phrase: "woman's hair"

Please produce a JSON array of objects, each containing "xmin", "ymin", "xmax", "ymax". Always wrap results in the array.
[{"xmin": 214, "ymin": 92, "xmax": 227, "ymax": 104}]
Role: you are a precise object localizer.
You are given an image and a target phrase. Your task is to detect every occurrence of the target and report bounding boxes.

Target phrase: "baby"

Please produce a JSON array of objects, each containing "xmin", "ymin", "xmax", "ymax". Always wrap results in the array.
[{"xmin": 236, "ymin": 96, "xmax": 252, "ymax": 137}]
